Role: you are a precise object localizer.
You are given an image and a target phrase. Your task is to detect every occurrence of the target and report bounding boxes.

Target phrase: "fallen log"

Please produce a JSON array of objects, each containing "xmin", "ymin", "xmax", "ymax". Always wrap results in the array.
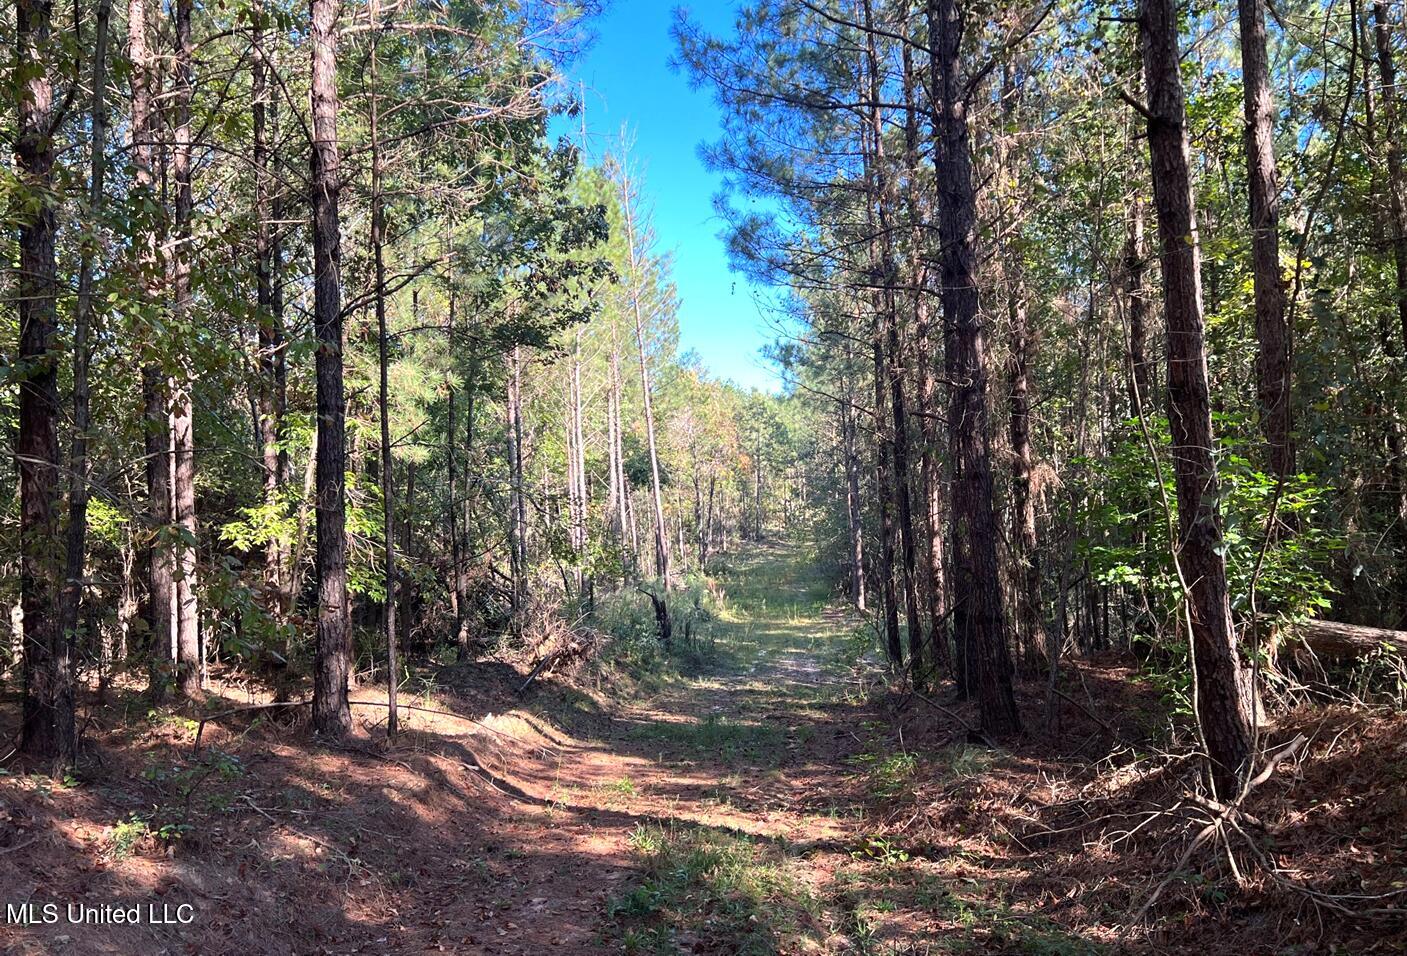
[{"xmin": 1294, "ymin": 620, "xmax": 1407, "ymax": 659}]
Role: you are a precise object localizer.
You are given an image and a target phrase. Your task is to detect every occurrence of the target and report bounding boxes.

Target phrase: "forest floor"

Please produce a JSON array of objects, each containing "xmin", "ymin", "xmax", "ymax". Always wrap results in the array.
[{"xmin": 3, "ymin": 542, "xmax": 1407, "ymax": 954}]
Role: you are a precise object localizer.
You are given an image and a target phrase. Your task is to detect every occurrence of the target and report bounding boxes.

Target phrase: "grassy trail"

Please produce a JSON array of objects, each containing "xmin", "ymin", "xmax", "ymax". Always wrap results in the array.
[
  {"xmin": 446, "ymin": 538, "xmax": 886, "ymax": 953},
  {"xmin": 539, "ymin": 541, "xmax": 1097, "ymax": 954},
  {"xmin": 571, "ymin": 539, "xmax": 882, "ymax": 953}
]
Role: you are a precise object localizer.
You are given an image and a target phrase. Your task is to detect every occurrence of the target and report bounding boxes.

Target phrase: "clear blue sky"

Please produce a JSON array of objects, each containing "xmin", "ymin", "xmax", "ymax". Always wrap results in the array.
[{"xmin": 553, "ymin": 0, "xmax": 781, "ymax": 393}]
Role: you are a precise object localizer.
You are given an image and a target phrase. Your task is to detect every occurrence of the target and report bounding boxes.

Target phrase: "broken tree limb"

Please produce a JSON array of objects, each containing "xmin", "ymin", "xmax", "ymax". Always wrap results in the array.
[
  {"xmin": 517, "ymin": 651, "xmax": 562, "ymax": 696},
  {"xmin": 636, "ymin": 586, "xmax": 672, "ymax": 646},
  {"xmin": 192, "ymin": 700, "xmax": 310, "ymax": 752}
]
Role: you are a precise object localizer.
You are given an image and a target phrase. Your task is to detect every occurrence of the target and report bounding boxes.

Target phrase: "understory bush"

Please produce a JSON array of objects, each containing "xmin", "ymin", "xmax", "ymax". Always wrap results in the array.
[{"xmin": 591, "ymin": 575, "xmax": 721, "ymax": 676}]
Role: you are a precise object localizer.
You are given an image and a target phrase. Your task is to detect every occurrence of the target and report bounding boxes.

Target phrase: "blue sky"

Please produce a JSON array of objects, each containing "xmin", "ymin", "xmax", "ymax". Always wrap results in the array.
[{"xmin": 553, "ymin": 1, "xmax": 781, "ymax": 393}]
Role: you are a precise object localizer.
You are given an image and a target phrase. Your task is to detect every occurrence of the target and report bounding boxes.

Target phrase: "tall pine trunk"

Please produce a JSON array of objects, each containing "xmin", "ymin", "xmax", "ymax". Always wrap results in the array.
[
  {"xmin": 840, "ymin": 366, "xmax": 867, "ymax": 610},
  {"xmin": 129, "ymin": 0, "xmax": 173, "ymax": 698},
  {"xmin": 620, "ymin": 172, "xmax": 671, "ymax": 586},
  {"xmin": 370, "ymin": 14, "xmax": 398, "ymax": 735},
  {"xmin": 1238, "ymin": 0, "xmax": 1294, "ymax": 481},
  {"xmin": 16, "ymin": 0, "xmax": 74, "ymax": 769},
  {"xmin": 1373, "ymin": 1, "xmax": 1407, "ymax": 354},
  {"xmin": 862, "ymin": 0, "xmax": 925, "ymax": 680},
  {"xmin": 999, "ymin": 65, "xmax": 1043, "ymax": 670},
  {"xmin": 1140, "ymin": 0, "xmax": 1255, "ymax": 795},
  {"xmin": 929, "ymin": 0, "xmax": 1020, "ymax": 734},
  {"xmin": 508, "ymin": 347, "xmax": 528, "ymax": 621},
  {"xmin": 254, "ymin": 0, "xmax": 289, "ymax": 627},
  {"xmin": 902, "ymin": 41, "xmax": 949, "ymax": 675},
  {"xmin": 60, "ymin": 0, "xmax": 114, "ymax": 684},
  {"xmin": 310, "ymin": 0, "xmax": 351, "ymax": 737},
  {"xmin": 1124, "ymin": 198, "xmax": 1153, "ymax": 416},
  {"xmin": 170, "ymin": 0, "xmax": 201, "ymax": 697},
  {"xmin": 872, "ymin": 336, "xmax": 904, "ymax": 667}
]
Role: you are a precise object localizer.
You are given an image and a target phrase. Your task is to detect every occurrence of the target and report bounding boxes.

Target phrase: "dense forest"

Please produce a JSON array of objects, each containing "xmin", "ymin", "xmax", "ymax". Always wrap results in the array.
[{"xmin": 3, "ymin": 0, "xmax": 1407, "ymax": 951}]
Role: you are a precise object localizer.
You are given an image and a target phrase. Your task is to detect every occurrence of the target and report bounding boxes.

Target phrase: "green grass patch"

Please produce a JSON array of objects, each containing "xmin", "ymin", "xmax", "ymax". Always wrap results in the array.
[
  {"xmin": 627, "ymin": 712, "xmax": 783, "ymax": 763},
  {"xmin": 606, "ymin": 823, "xmax": 824, "ymax": 955},
  {"xmin": 847, "ymin": 750, "xmax": 918, "ymax": 800}
]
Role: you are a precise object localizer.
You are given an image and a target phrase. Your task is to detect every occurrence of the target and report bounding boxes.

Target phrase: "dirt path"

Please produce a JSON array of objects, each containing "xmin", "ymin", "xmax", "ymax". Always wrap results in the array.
[
  {"xmin": 457, "ymin": 542, "xmax": 879, "ymax": 954},
  {"xmin": 0, "ymin": 543, "xmax": 899, "ymax": 955}
]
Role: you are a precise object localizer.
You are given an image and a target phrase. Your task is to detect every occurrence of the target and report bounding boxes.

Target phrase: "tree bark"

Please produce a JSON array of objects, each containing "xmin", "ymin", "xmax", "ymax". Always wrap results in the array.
[
  {"xmin": 901, "ymin": 41, "xmax": 950, "ymax": 676},
  {"xmin": 1238, "ymin": 0, "xmax": 1294, "ymax": 480},
  {"xmin": 1124, "ymin": 198, "xmax": 1153, "ymax": 417},
  {"xmin": 1139, "ymin": 0, "xmax": 1255, "ymax": 795},
  {"xmin": 254, "ymin": 0, "xmax": 289, "ymax": 626},
  {"xmin": 872, "ymin": 336, "xmax": 904, "ymax": 667},
  {"xmin": 569, "ymin": 326, "xmax": 590, "ymax": 600},
  {"xmin": 1007, "ymin": 290, "xmax": 1042, "ymax": 667},
  {"xmin": 370, "ymin": 13, "xmax": 398, "ymax": 735},
  {"xmin": 170, "ymin": 0, "xmax": 201, "ymax": 698},
  {"xmin": 998, "ymin": 64, "xmax": 1043, "ymax": 670},
  {"xmin": 841, "ymin": 367, "xmax": 867, "ymax": 610},
  {"xmin": 508, "ymin": 346, "xmax": 528, "ymax": 622},
  {"xmin": 1372, "ymin": 1, "xmax": 1407, "ymax": 354},
  {"xmin": 16, "ymin": 0, "xmax": 74, "ymax": 770},
  {"xmin": 929, "ymin": 0, "xmax": 1021, "ymax": 735},
  {"xmin": 128, "ymin": 0, "xmax": 174, "ymax": 698},
  {"xmin": 310, "ymin": 0, "xmax": 351, "ymax": 737},
  {"xmin": 620, "ymin": 171, "xmax": 671, "ymax": 586},
  {"xmin": 1296, "ymin": 619, "xmax": 1407, "ymax": 658},
  {"xmin": 59, "ymin": 0, "xmax": 113, "ymax": 691},
  {"xmin": 606, "ymin": 332, "xmax": 631, "ymax": 574},
  {"xmin": 862, "ymin": 0, "xmax": 925, "ymax": 680}
]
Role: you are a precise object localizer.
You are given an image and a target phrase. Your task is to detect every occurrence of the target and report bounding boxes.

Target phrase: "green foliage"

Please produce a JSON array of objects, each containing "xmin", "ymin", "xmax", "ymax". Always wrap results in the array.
[
  {"xmin": 1076, "ymin": 419, "xmax": 1340, "ymax": 635},
  {"xmin": 110, "ymin": 815, "xmax": 151, "ymax": 860},
  {"xmin": 110, "ymin": 812, "xmax": 195, "ymax": 860},
  {"xmin": 850, "ymin": 836, "xmax": 910, "ymax": 866},
  {"xmin": 591, "ymin": 577, "xmax": 722, "ymax": 675}
]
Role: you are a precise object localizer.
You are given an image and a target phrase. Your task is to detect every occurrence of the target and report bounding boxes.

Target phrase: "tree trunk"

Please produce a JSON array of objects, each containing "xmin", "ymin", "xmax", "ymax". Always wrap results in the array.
[
  {"xmin": 929, "ymin": 0, "xmax": 1021, "ymax": 735},
  {"xmin": 1139, "ymin": 0, "xmax": 1255, "ymax": 795},
  {"xmin": 873, "ymin": 336, "xmax": 904, "ymax": 667},
  {"xmin": 254, "ymin": 0, "xmax": 289, "ymax": 626},
  {"xmin": 370, "ymin": 15, "xmax": 398, "ymax": 735},
  {"xmin": 998, "ymin": 64, "xmax": 1043, "ymax": 671},
  {"xmin": 569, "ymin": 326, "xmax": 590, "ymax": 600},
  {"xmin": 508, "ymin": 346, "xmax": 528, "ymax": 621},
  {"xmin": 621, "ymin": 174, "xmax": 671, "ymax": 586},
  {"xmin": 59, "ymin": 0, "xmax": 113, "ymax": 692},
  {"xmin": 1373, "ymin": 1, "xmax": 1407, "ymax": 354},
  {"xmin": 1124, "ymin": 198, "xmax": 1153, "ymax": 416},
  {"xmin": 170, "ymin": 0, "xmax": 201, "ymax": 698},
  {"xmin": 607, "ymin": 330, "xmax": 631, "ymax": 576},
  {"xmin": 310, "ymin": 0, "xmax": 351, "ymax": 737},
  {"xmin": 903, "ymin": 40, "xmax": 949, "ymax": 675},
  {"xmin": 448, "ymin": 381, "xmax": 470, "ymax": 655},
  {"xmin": 129, "ymin": 0, "xmax": 174, "ymax": 698},
  {"xmin": 753, "ymin": 430, "xmax": 765, "ymax": 540},
  {"xmin": 862, "ymin": 0, "xmax": 924, "ymax": 680},
  {"xmin": 1238, "ymin": 0, "xmax": 1294, "ymax": 480},
  {"xmin": 1296, "ymin": 619, "xmax": 1407, "ymax": 658},
  {"xmin": 1360, "ymin": 6, "xmax": 1407, "ymax": 628},
  {"xmin": 1008, "ymin": 290, "xmax": 1042, "ymax": 667},
  {"xmin": 400, "ymin": 461, "xmax": 415, "ymax": 656},
  {"xmin": 16, "ymin": 0, "xmax": 74, "ymax": 770},
  {"xmin": 841, "ymin": 375, "xmax": 867, "ymax": 610}
]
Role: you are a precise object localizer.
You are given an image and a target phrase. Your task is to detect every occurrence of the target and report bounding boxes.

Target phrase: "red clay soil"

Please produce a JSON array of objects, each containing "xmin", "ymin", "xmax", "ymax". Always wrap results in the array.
[
  {"xmin": 0, "ymin": 641, "xmax": 873, "ymax": 955},
  {"xmin": 3, "ymin": 564, "xmax": 1406, "ymax": 954}
]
